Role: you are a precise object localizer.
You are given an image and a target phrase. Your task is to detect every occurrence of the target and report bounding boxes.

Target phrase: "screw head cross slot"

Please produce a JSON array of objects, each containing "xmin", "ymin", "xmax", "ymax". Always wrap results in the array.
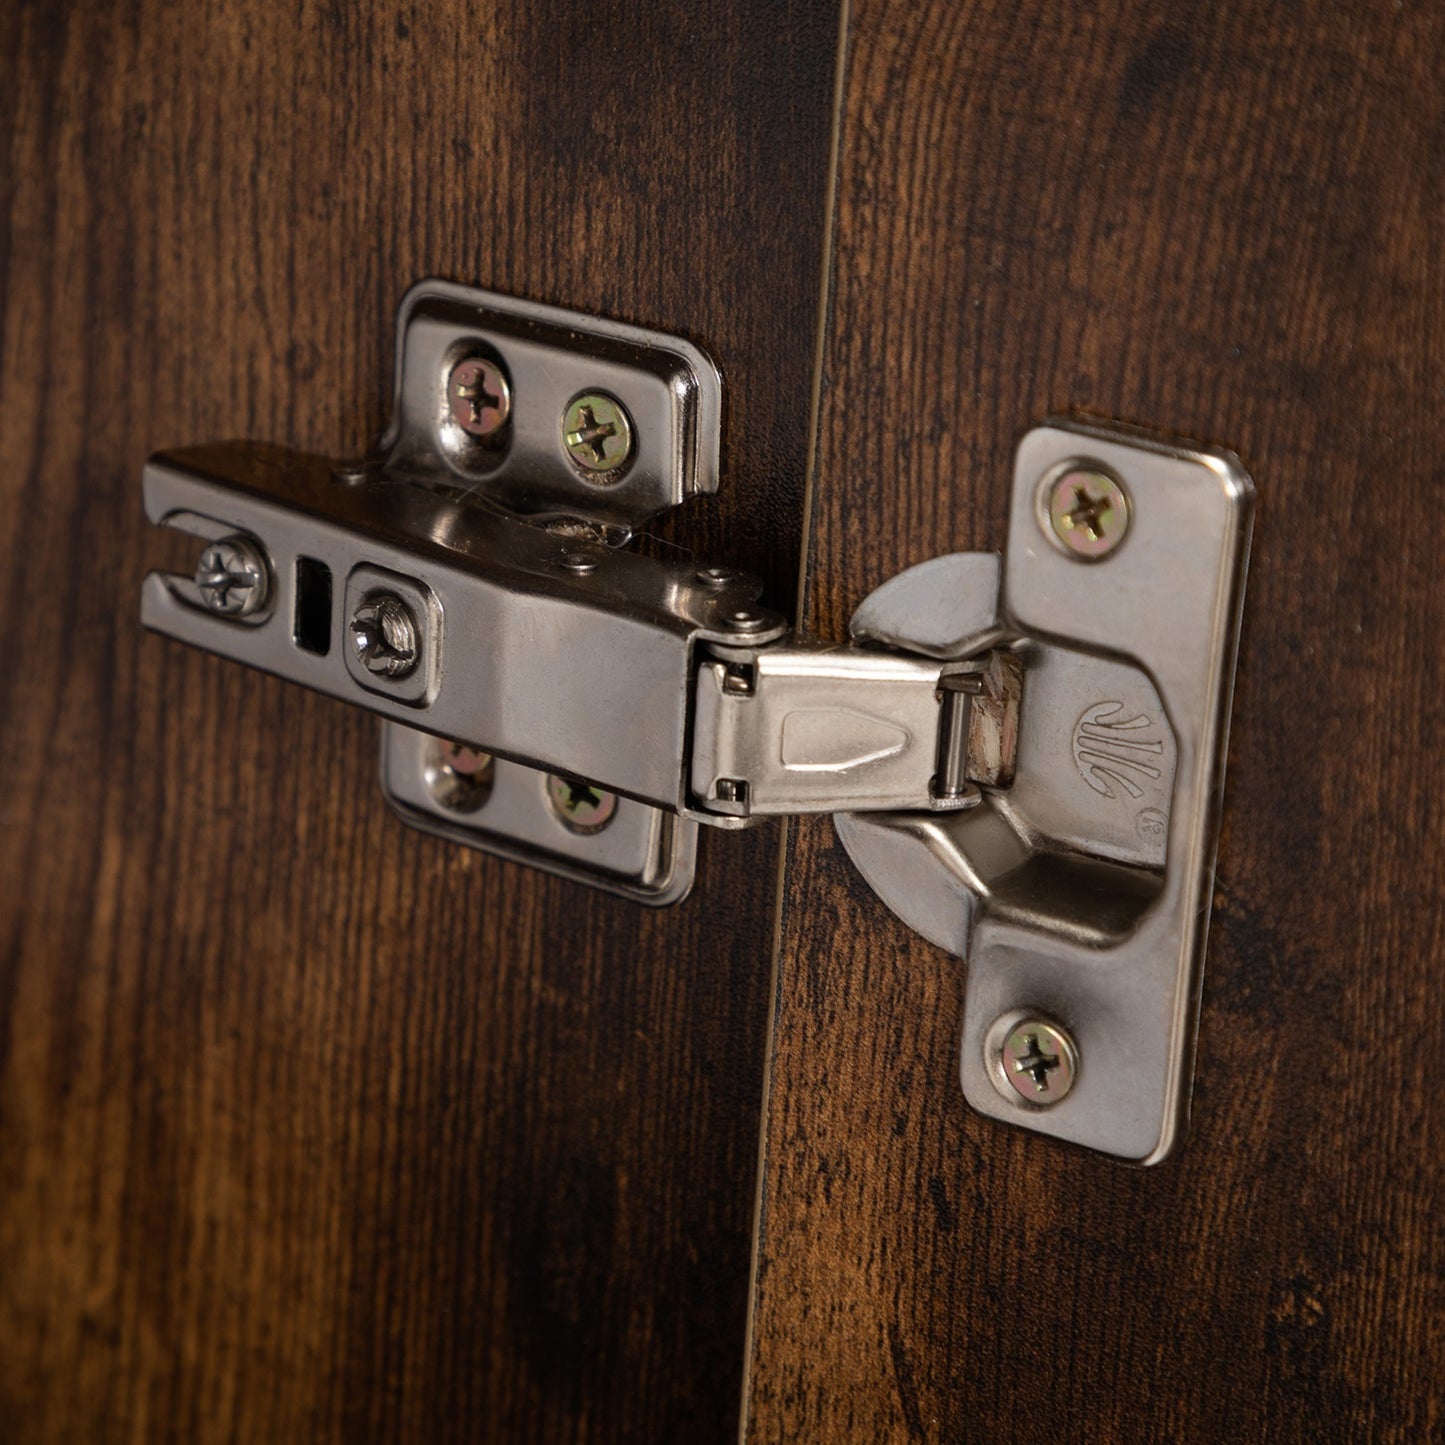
[
  {"xmin": 546, "ymin": 773, "xmax": 619, "ymax": 833},
  {"xmin": 563, "ymin": 393, "xmax": 633, "ymax": 475},
  {"xmin": 447, "ymin": 357, "xmax": 511, "ymax": 438},
  {"xmin": 195, "ymin": 536, "xmax": 269, "ymax": 616},
  {"xmin": 349, "ymin": 593, "xmax": 420, "ymax": 678},
  {"xmin": 1045, "ymin": 467, "xmax": 1130, "ymax": 560},
  {"xmin": 1000, "ymin": 1019, "xmax": 1079, "ymax": 1105},
  {"xmin": 425, "ymin": 739, "xmax": 495, "ymax": 814}
]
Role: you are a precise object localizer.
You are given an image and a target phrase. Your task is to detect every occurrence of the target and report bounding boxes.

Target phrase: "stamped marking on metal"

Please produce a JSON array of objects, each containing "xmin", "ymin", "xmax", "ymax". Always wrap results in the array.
[{"xmin": 1072, "ymin": 702, "xmax": 1165, "ymax": 801}]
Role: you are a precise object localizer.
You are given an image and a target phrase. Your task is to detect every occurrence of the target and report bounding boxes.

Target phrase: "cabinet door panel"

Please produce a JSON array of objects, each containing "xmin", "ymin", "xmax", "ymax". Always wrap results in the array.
[
  {"xmin": 746, "ymin": 2, "xmax": 1443, "ymax": 1438},
  {"xmin": 0, "ymin": 4, "xmax": 839, "ymax": 1440}
]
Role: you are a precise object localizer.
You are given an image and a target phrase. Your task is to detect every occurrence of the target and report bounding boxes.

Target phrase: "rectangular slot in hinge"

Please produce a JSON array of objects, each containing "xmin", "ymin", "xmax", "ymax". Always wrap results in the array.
[{"xmin": 294, "ymin": 556, "xmax": 332, "ymax": 655}]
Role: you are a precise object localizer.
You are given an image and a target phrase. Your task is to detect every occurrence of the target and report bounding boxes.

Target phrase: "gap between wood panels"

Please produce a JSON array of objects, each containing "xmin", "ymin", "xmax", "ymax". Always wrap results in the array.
[{"xmin": 736, "ymin": 0, "xmax": 853, "ymax": 1436}]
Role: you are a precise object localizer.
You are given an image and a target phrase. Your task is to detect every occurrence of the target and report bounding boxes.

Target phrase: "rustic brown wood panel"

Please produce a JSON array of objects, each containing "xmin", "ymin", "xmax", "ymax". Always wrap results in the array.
[
  {"xmin": 747, "ymin": 0, "xmax": 1443, "ymax": 1438},
  {"xmin": 0, "ymin": 2, "xmax": 839, "ymax": 1440}
]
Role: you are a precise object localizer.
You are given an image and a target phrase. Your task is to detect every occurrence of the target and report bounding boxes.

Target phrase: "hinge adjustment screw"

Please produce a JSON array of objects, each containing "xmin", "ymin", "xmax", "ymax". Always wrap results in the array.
[
  {"xmin": 195, "ymin": 536, "xmax": 269, "ymax": 616},
  {"xmin": 350, "ymin": 593, "xmax": 420, "ymax": 678}
]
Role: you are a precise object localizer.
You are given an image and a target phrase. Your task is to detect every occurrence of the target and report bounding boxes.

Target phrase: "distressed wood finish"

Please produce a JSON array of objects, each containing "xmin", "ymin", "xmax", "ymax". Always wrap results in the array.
[
  {"xmin": 0, "ymin": 3, "xmax": 838, "ymax": 1440},
  {"xmin": 747, "ymin": 0, "xmax": 1443, "ymax": 1438}
]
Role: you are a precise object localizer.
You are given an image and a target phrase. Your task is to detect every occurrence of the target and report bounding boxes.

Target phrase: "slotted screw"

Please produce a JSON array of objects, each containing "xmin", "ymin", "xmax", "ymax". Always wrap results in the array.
[
  {"xmin": 562, "ymin": 393, "xmax": 632, "ymax": 475},
  {"xmin": 195, "ymin": 536, "xmax": 269, "ymax": 616},
  {"xmin": 350, "ymin": 593, "xmax": 419, "ymax": 678},
  {"xmin": 1045, "ymin": 467, "xmax": 1130, "ymax": 560}
]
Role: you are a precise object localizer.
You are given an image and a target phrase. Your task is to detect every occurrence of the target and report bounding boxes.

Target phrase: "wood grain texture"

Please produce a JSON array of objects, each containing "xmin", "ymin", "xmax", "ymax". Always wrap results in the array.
[
  {"xmin": 746, "ymin": 0, "xmax": 1443, "ymax": 1439},
  {"xmin": 0, "ymin": 2, "xmax": 838, "ymax": 1440}
]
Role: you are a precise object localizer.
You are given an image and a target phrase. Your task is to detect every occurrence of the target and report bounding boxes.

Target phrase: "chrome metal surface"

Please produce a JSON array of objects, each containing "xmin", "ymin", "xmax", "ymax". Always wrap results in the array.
[
  {"xmin": 689, "ymin": 644, "xmax": 1019, "ymax": 819},
  {"xmin": 556, "ymin": 549, "xmax": 600, "ymax": 576},
  {"xmin": 141, "ymin": 442, "xmax": 783, "ymax": 810},
  {"xmin": 195, "ymin": 535, "xmax": 269, "ymax": 617},
  {"xmin": 721, "ymin": 607, "xmax": 773, "ymax": 635},
  {"xmin": 381, "ymin": 723, "xmax": 696, "ymax": 906},
  {"xmin": 140, "ymin": 281, "xmax": 1253, "ymax": 1152},
  {"xmin": 850, "ymin": 552, "xmax": 1005, "ymax": 660},
  {"xmin": 562, "ymin": 393, "xmax": 633, "ymax": 476},
  {"xmin": 835, "ymin": 419, "xmax": 1253, "ymax": 1163},
  {"xmin": 382, "ymin": 280, "xmax": 720, "ymax": 530},
  {"xmin": 424, "ymin": 740, "xmax": 496, "ymax": 813},
  {"xmin": 341, "ymin": 565, "xmax": 438, "ymax": 705}
]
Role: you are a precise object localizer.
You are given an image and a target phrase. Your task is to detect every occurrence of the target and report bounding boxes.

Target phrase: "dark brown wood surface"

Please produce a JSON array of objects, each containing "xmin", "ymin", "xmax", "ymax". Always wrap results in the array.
[
  {"xmin": 0, "ymin": 3, "xmax": 838, "ymax": 1440},
  {"xmin": 746, "ymin": 0, "xmax": 1443, "ymax": 1439}
]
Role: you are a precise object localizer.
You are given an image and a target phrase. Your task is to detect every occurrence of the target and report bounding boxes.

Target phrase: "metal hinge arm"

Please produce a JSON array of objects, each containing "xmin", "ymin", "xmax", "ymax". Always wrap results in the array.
[
  {"xmin": 140, "ymin": 443, "xmax": 1024, "ymax": 828},
  {"xmin": 686, "ymin": 642, "xmax": 1022, "ymax": 821}
]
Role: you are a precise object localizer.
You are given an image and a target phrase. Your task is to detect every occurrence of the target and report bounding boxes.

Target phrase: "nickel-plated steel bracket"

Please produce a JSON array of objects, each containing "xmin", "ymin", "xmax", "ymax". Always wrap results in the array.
[{"xmin": 139, "ymin": 281, "xmax": 1253, "ymax": 1161}]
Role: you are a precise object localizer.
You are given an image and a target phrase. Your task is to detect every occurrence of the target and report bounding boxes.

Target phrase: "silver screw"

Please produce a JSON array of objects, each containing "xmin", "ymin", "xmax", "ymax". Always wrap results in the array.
[
  {"xmin": 546, "ymin": 773, "xmax": 618, "ymax": 833},
  {"xmin": 999, "ymin": 1019, "xmax": 1078, "ymax": 1105},
  {"xmin": 723, "ymin": 607, "xmax": 770, "ymax": 633},
  {"xmin": 195, "ymin": 536, "xmax": 269, "ymax": 616},
  {"xmin": 696, "ymin": 566, "xmax": 734, "ymax": 589},
  {"xmin": 448, "ymin": 356, "xmax": 511, "ymax": 438},
  {"xmin": 557, "ymin": 550, "xmax": 599, "ymax": 576},
  {"xmin": 331, "ymin": 458, "xmax": 376, "ymax": 485},
  {"xmin": 562, "ymin": 393, "xmax": 633, "ymax": 475},
  {"xmin": 350, "ymin": 593, "xmax": 419, "ymax": 678},
  {"xmin": 1045, "ymin": 467, "xmax": 1130, "ymax": 560}
]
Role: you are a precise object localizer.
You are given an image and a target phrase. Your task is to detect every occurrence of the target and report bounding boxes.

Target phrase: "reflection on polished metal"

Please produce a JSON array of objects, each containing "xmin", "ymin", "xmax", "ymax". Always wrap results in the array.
[
  {"xmin": 138, "ymin": 282, "xmax": 1253, "ymax": 1158},
  {"xmin": 690, "ymin": 644, "xmax": 1019, "ymax": 818},
  {"xmin": 562, "ymin": 393, "xmax": 632, "ymax": 475},
  {"xmin": 722, "ymin": 606, "xmax": 772, "ymax": 634},
  {"xmin": 546, "ymin": 774, "xmax": 619, "ymax": 833},
  {"xmin": 350, "ymin": 594, "xmax": 419, "ymax": 678},
  {"xmin": 556, "ymin": 549, "xmax": 600, "ymax": 576},
  {"xmin": 382, "ymin": 724, "xmax": 695, "ymax": 905},
  {"xmin": 424, "ymin": 739, "xmax": 495, "ymax": 814},
  {"xmin": 447, "ymin": 356, "xmax": 511, "ymax": 438},
  {"xmin": 996, "ymin": 1017, "xmax": 1078, "ymax": 1105},
  {"xmin": 195, "ymin": 536, "xmax": 268, "ymax": 616}
]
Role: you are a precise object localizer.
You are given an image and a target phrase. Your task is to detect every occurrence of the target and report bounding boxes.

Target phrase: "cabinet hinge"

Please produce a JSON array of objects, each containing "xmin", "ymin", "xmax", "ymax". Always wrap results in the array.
[{"xmin": 139, "ymin": 281, "xmax": 1253, "ymax": 1162}]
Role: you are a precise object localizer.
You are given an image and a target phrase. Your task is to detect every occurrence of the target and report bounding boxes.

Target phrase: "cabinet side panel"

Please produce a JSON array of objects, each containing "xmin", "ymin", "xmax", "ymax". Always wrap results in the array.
[{"xmin": 749, "ymin": 1, "xmax": 1444, "ymax": 1438}]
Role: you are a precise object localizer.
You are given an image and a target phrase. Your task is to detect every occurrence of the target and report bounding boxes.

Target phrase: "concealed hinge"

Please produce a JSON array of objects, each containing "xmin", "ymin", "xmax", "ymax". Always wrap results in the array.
[{"xmin": 140, "ymin": 281, "xmax": 1253, "ymax": 1163}]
